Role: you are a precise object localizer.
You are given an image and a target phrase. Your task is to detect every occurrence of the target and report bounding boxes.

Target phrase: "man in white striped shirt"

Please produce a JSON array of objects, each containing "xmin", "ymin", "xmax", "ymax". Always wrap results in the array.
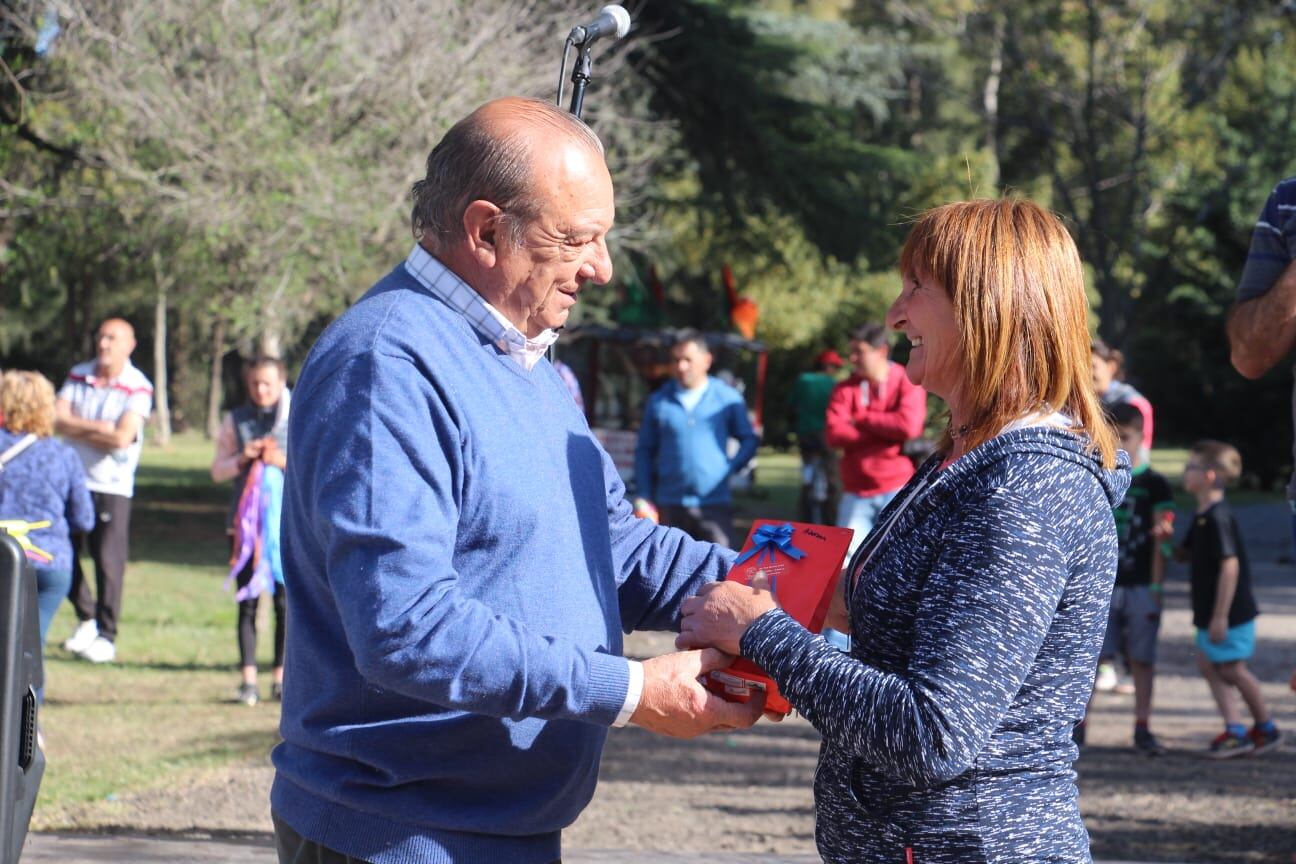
[{"xmin": 55, "ymin": 317, "xmax": 153, "ymax": 664}]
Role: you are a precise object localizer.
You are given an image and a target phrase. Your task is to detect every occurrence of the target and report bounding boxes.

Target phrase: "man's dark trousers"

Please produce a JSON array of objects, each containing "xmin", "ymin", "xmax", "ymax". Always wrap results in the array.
[
  {"xmin": 68, "ymin": 492, "xmax": 131, "ymax": 641},
  {"xmin": 273, "ymin": 813, "xmax": 561, "ymax": 864}
]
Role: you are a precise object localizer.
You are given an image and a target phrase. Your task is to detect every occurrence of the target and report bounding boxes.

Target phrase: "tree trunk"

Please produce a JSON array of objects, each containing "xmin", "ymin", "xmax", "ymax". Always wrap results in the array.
[
  {"xmin": 258, "ymin": 330, "xmax": 283, "ymax": 359},
  {"xmin": 151, "ymin": 251, "xmax": 172, "ymax": 446},
  {"xmin": 169, "ymin": 312, "xmax": 192, "ymax": 434},
  {"xmin": 982, "ymin": 12, "xmax": 1005, "ymax": 190},
  {"xmin": 206, "ymin": 317, "xmax": 227, "ymax": 440}
]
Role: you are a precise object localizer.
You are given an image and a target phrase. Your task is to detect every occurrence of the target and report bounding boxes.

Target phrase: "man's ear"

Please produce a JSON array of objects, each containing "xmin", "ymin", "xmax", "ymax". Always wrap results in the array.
[{"xmin": 463, "ymin": 200, "xmax": 503, "ymax": 268}]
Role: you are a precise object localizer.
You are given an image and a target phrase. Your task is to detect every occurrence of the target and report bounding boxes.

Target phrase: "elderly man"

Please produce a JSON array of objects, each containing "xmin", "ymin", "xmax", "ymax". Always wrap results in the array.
[
  {"xmin": 56, "ymin": 317, "xmax": 154, "ymax": 664},
  {"xmin": 270, "ymin": 98, "xmax": 762, "ymax": 864}
]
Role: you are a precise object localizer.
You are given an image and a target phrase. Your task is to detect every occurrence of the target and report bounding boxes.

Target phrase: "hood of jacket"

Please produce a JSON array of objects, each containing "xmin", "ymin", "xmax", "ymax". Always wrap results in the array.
[{"xmin": 926, "ymin": 424, "xmax": 1131, "ymax": 508}]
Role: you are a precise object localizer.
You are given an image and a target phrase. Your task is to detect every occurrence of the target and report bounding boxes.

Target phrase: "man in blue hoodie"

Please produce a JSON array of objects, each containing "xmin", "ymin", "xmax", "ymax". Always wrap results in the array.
[
  {"xmin": 270, "ymin": 98, "xmax": 764, "ymax": 864},
  {"xmin": 634, "ymin": 330, "xmax": 759, "ymax": 549}
]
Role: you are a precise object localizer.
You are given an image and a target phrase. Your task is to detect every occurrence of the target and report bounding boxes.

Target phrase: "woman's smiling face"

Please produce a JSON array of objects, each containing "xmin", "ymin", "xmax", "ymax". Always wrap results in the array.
[{"xmin": 886, "ymin": 268, "xmax": 963, "ymax": 404}]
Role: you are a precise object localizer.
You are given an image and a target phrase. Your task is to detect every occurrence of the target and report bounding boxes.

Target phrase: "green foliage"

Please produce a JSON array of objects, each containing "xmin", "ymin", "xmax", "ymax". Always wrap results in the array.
[
  {"xmin": 35, "ymin": 433, "xmax": 277, "ymax": 825},
  {"xmin": 629, "ymin": 1, "xmax": 918, "ymax": 264},
  {"xmin": 4, "ymin": 0, "xmax": 1296, "ymax": 474}
]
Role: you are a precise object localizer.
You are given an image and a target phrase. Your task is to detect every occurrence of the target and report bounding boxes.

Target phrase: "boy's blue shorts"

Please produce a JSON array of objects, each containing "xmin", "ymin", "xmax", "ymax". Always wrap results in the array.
[{"xmin": 1195, "ymin": 619, "xmax": 1256, "ymax": 664}]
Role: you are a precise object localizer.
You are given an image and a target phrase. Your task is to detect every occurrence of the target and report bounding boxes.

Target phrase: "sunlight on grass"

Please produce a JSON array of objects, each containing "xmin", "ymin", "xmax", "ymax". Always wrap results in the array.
[{"xmin": 35, "ymin": 431, "xmax": 282, "ymax": 829}]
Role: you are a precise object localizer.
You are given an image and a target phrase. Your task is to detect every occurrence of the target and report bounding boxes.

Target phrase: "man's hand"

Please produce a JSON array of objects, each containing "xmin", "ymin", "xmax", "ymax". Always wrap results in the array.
[
  {"xmin": 67, "ymin": 410, "xmax": 144, "ymax": 452},
  {"xmin": 629, "ymin": 648, "xmax": 765, "ymax": 738},
  {"xmin": 676, "ymin": 580, "xmax": 778, "ymax": 656},
  {"xmin": 632, "ymin": 497, "xmax": 659, "ymax": 524},
  {"xmin": 54, "ymin": 400, "xmax": 108, "ymax": 442},
  {"xmin": 1208, "ymin": 616, "xmax": 1228, "ymax": 645}
]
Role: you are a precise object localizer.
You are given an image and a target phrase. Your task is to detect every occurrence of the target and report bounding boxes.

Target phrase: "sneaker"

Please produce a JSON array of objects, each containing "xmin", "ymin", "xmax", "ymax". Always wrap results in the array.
[
  {"xmin": 236, "ymin": 683, "xmax": 259, "ymax": 706},
  {"xmin": 79, "ymin": 636, "xmax": 116, "ymax": 664},
  {"xmin": 269, "ymin": 682, "xmax": 283, "ymax": 702},
  {"xmin": 62, "ymin": 620, "xmax": 98, "ymax": 654},
  {"xmin": 1250, "ymin": 725, "xmax": 1283, "ymax": 755},
  {"xmin": 1134, "ymin": 727, "xmax": 1166, "ymax": 756},
  {"xmin": 1094, "ymin": 662, "xmax": 1118, "ymax": 692},
  {"xmin": 1206, "ymin": 730, "xmax": 1254, "ymax": 759}
]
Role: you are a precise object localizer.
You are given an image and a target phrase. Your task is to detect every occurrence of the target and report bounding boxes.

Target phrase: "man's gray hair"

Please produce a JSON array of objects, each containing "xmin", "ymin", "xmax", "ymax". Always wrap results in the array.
[{"xmin": 411, "ymin": 99, "xmax": 605, "ymax": 253}]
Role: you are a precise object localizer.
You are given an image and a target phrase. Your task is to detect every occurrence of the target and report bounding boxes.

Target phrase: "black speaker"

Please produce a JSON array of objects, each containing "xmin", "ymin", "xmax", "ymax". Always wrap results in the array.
[{"xmin": 0, "ymin": 533, "xmax": 43, "ymax": 864}]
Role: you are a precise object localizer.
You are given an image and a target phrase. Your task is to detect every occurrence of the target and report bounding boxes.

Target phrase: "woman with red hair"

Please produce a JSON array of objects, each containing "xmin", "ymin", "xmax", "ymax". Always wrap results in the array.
[{"xmin": 681, "ymin": 199, "xmax": 1129, "ymax": 862}]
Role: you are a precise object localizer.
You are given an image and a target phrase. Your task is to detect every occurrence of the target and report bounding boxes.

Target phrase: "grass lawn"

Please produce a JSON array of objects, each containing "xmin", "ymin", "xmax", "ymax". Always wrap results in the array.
[
  {"xmin": 31, "ymin": 438, "xmax": 1279, "ymax": 830},
  {"xmin": 36, "ymin": 432, "xmax": 281, "ymax": 829}
]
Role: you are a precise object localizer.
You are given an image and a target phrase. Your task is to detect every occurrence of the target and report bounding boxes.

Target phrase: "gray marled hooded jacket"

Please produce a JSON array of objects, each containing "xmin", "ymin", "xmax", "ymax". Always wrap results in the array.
[{"xmin": 742, "ymin": 426, "xmax": 1130, "ymax": 863}]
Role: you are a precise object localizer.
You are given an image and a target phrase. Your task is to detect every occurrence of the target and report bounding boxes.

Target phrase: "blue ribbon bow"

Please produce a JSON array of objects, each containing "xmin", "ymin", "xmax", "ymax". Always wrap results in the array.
[{"xmin": 734, "ymin": 522, "xmax": 806, "ymax": 568}]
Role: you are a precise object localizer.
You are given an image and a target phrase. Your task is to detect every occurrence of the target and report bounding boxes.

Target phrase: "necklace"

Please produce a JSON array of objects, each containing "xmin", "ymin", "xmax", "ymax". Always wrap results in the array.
[{"xmin": 948, "ymin": 422, "xmax": 970, "ymax": 440}]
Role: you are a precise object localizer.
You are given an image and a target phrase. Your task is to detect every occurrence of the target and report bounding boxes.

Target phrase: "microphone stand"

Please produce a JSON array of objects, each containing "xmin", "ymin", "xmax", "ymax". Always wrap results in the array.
[
  {"xmin": 557, "ymin": 30, "xmax": 602, "ymax": 120},
  {"xmin": 567, "ymin": 38, "xmax": 594, "ymax": 118}
]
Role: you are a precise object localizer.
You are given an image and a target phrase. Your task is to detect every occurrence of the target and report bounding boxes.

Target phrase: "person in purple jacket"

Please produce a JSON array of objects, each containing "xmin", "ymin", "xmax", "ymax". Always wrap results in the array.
[{"xmin": 0, "ymin": 370, "xmax": 94, "ymax": 700}]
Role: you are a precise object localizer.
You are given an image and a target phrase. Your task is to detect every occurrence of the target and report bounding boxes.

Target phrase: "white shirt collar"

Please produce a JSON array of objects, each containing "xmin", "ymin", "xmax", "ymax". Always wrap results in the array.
[
  {"xmin": 403, "ymin": 244, "xmax": 558, "ymax": 371},
  {"xmin": 1001, "ymin": 410, "xmax": 1072, "ymax": 434}
]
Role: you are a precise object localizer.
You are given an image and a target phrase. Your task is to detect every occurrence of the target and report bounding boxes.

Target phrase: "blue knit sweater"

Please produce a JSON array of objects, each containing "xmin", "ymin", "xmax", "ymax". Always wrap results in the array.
[
  {"xmin": 741, "ymin": 427, "xmax": 1130, "ymax": 863},
  {"xmin": 270, "ymin": 264, "xmax": 735, "ymax": 864}
]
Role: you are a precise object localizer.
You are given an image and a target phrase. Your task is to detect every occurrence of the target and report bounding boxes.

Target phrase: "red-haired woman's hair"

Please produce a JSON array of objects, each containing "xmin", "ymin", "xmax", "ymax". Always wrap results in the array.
[{"xmin": 898, "ymin": 198, "xmax": 1117, "ymax": 468}]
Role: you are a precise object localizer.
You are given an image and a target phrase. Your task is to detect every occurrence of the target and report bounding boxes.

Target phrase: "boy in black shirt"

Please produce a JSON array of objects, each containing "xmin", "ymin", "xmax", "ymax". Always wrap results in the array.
[
  {"xmin": 1095, "ymin": 404, "xmax": 1175, "ymax": 754},
  {"xmin": 1179, "ymin": 440, "xmax": 1281, "ymax": 758}
]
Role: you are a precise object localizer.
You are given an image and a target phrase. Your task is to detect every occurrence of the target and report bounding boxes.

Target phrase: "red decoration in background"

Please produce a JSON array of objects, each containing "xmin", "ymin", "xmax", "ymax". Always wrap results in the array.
[
  {"xmin": 647, "ymin": 264, "xmax": 665, "ymax": 309},
  {"xmin": 722, "ymin": 263, "xmax": 760, "ymax": 340}
]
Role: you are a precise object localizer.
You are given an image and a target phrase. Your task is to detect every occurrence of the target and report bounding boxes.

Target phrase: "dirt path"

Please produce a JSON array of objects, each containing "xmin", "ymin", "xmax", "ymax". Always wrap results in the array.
[{"xmin": 69, "ymin": 504, "xmax": 1296, "ymax": 863}]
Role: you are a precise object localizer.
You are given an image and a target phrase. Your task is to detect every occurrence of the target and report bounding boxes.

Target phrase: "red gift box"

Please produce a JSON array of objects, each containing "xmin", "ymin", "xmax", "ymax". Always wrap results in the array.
[{"xmin": 704, "ymin": 519, "xmax": 853, "ymax": 716}]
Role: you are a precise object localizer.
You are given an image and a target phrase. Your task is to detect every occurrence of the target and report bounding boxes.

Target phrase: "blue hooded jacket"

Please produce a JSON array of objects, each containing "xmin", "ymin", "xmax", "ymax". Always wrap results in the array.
[
  {"xmin": 743, "ymin": 426, "xmax": 1130, "ymax": 864},
  {"xmin": 634, "ymin": 377, "xmax": 758, "ymax": 507}
]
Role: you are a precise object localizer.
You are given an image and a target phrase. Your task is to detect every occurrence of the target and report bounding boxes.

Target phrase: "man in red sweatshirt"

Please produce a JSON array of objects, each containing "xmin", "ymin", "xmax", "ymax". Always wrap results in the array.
[{"xmin": 825, "ymin": 324, "xmax": 928, "ymax": 555}]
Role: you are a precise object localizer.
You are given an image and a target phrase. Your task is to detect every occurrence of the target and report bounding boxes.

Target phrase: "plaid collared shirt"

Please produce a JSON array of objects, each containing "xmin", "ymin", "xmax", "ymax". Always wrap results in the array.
[{"xmin": 404, "ymin": 245, "xmax": 557, "ymax": 371}]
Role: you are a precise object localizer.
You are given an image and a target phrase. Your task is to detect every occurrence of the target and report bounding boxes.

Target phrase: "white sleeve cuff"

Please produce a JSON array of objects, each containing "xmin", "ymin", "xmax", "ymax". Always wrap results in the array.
[{"xmin": 612, "ymin": 659, "xmax": 643, "ymax": 728}]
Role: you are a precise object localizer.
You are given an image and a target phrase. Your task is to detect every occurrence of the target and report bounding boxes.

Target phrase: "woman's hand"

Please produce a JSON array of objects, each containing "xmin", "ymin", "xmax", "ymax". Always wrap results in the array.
[
  {"xmin": 241, "ymin": 439, "xmax": 265, "ymax": 463},
  {"xmin": 676, "ymin": 581, "xmax": 778, "ymax": 656},
  {"xmin": 261, "ymin": 438, "xmax": 287, "ymax": 470}
]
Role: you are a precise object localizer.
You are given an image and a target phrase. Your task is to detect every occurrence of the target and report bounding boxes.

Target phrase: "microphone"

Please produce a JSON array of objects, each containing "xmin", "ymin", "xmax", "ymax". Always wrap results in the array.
[{"xmin": 569, "ymin": 4, "xmax": 631, "ymax": 45}]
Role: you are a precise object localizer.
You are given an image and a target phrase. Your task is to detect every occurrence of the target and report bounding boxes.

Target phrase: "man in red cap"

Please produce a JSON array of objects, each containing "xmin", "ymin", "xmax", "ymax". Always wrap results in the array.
[{"xmin": 787, "ymin": 348, "xmax": 845, "ymax": 522}]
